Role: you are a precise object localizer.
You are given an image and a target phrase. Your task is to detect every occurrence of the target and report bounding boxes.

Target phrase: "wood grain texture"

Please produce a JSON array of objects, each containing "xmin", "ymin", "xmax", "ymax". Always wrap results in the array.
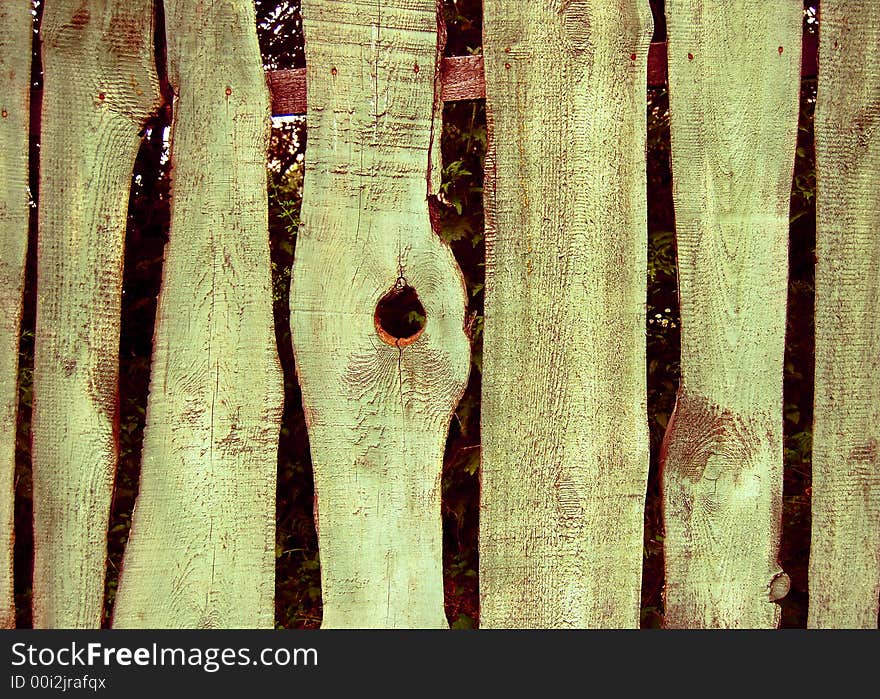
[
  {"xmin": 267, "ymin": 68, "xmax": 306, "ymax": 117},
  {"xmin": 440, "ymin": 55, "xmax": 486, "ymax": 102},
  {"xmin": 291, "ymin": 0, "xmax": 469, "ymax": 628},
  {"xmin": 0, "ymin": 0, "xmax": 32, "ymax": 629},
  {"xmin": 661, "ymin": 1, "xmax": 802, "ymax": 628},
  {"xmin": 480, "ymin": 1, "xmax": 652, "ymax": 628},
  {"xmin": 809, "ymin": 1, "xmax": 880, "ymax": 629},
  {"xmin": 112, "ymin": 0, "xmax": 283, "ymax": 628},
  {"xmin": 32, "ymin": 0, "xmax": 159, "ymax": 628}
]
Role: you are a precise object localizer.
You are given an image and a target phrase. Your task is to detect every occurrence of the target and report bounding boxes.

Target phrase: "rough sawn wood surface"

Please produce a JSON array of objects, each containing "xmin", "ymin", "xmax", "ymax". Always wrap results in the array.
[
  {"xmin": 661, "ymin": 0, "xmax": 802, "ymax": 628},
  {"xmin": 291, "ymin": 0, "xmax": 470, "ymax": 628},
  {"xmin": 113, "ymin": 0, "xmax": 283, "ymax": 628}
]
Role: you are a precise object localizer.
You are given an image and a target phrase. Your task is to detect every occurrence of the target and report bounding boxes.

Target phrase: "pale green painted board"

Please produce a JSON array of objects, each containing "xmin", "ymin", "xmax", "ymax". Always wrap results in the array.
[
  {"xmin": 291, "ymin": 0, "xmax": 469, "ymax": 627},
  {"xmin": 480, "ymin": 1, "xmax": 653, "ymax": 628},
  {"xmin": 113, "ymin": 0, "xmax": 283, "ymax": 628},
  {"xmin": 809, "ymin": 0, "xmax": 880, "ymax": 629},
  {"xmin": 32, "ymin": 0, "xmax": 159, "ymax": 628},
  {"xmin": 662, "ymin": 1, "xmax": 802, "ymax": 628},
  {"xmin": 0, "ymin": 0, "xmax": 32, "ymax": 629}
]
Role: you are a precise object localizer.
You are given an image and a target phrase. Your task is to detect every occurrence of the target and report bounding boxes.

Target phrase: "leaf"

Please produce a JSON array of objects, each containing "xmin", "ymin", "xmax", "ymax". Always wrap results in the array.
[{"xmin": 450, "ymin": 614, "xmax": 475, "ymax": 630}]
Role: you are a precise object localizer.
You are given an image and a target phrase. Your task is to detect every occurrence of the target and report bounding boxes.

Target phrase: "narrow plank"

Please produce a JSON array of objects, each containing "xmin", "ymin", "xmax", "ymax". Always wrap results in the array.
[
  {"xmin": 32, "ymin": 0, "xmax": 159, "ymax": 628},
  {"xmin": 290, "ymin": 0, "xmax": 469, "ymax": 627},
  {"xmin": 661, "ymin": 1, "xmax": 802, "ymax": 628},
  {"xmin": 809, "ymin": 1, "xmax": 880, "ymax": 629},
  {"xmin": 0, "ymin": 0, "xmax": 32, "ymax": 629},
  {"xmin": 480, "ymin": 1, "xmax": 653, "ymax": 628},
  {"xmin": 112, "ymin": 0, "xmax": 283, "ymax": 627},
  {"xmin": 266, "ymin": 34, "xmax": 819, "ymax": 116}
]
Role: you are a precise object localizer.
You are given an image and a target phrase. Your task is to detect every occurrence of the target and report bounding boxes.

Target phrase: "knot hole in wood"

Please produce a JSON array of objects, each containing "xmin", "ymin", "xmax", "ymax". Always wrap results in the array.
[{"xmin": 374, "ymin": 283, "xmax": 426, "ymax": 348}]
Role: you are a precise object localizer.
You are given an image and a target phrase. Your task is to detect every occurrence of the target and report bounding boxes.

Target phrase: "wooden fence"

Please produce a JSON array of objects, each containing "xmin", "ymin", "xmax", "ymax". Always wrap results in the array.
[{"xmin": 0, "ymin": 0, "xmax": 876, "ymax": 629}]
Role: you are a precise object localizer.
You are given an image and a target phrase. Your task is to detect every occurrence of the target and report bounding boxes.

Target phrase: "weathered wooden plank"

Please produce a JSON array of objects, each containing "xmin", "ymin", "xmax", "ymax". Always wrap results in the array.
[
  {"xmin": 809, "ymin": 1, "xmax": 880, "ymax": 629},
  {"xmin": 661, "ymin": 1, "xmax": 802, "ymax": 628},
  {"xmin": 480, "ymin": 2, "xmax": 652, "ymax": 628},
  {"xmin": 291, "ymin": 0, "xmax": 469, "ymax": 628},
  {"xmin": 0, "ymin": 0, "xmax": 32, "ymax": 629},
  {"xmin": 32, "ymin": 0, "xmax": 159, "ymax": 628},
  {"xmin": 113, "ymin": 0, "xmax": 283, "ymax": 628},
  {"xmin": 266, "ymin": 34, "xmax": 819, "ymax": 116}
]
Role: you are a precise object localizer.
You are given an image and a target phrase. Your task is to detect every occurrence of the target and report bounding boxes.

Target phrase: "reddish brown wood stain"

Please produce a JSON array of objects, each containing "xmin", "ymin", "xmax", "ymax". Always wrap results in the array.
[
  {"xmin": 107, "ymin": 14, "xmax": 144, "ymax": 56},
  {"xmin": 302, "ymin": 404, "xmax": 318, "ymax": 429},
  {"xmin": 660, "ymin": 390, "xmax": 758, "ymax": 484},
  {"xmin": 850, "ymin": 438, "xmax": 878, "ymax": 463},
  {"xmin": 373, "ymin": 309, "xmax": 425, "ymax": 349},
  {"xmin": 70, "ymin": 6, "xmax": 90, "ymax": 28}
]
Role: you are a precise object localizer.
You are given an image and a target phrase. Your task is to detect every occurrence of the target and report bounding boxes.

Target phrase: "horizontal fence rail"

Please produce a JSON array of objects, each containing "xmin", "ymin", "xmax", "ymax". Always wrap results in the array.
[
  {"xmin": 266, "ymin": 34, "xmax": 819, "ymax": 116},
  {"xmin": 23, "ymin": 35, "xmax": 820, "ymax": 132}
]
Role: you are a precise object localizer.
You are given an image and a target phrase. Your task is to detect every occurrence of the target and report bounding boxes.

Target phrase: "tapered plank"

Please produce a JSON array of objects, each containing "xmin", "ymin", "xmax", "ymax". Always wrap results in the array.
[
  {"xmin": 480, "ymin": 1, "xmax": 653, "ymax": 628},
  {"xmin": 809, "ymin": 1, "xmax": 880, "ymax": 629},
  {"xmin": 0, "ymin": 0, "xmax": 33, "ymax": 629},
  {"xmin": 291, "ymin": 0, "xmax": 469, "ymax": 628},
  {"xmin": 113, "ymin": 0, "xmax": 283, "ymax": 628},
  {"xmin": 32, "ymin": 0, "xmax": 159, "ymax": 628},
  {"xmin": 661, "ymin": 1, "xmax": 802, "ymax": 627}
]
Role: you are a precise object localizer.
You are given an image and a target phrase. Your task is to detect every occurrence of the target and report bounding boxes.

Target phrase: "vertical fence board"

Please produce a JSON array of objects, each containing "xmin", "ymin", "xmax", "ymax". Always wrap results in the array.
[
  {"xmin": 112, "ymin": 0, "xmax": 283, "ymax": 628},
  {"xmin": 661, "ymin": 1, "xmax": 802, "ymax": 627},
  {"xmin": 480, "ymin": 2, "xmax": 653, "ymax": 628},
  {"xmin": 32, "ymin": 0, "xmax": 159, "ymax": 628},
  {"xmin": 0, "ymin": 0, "xmax": 32, "ymax": 629},
  {"xmin": 291, "ymin": 0, "xmax": 469, "ymax": 627},
  {"xmin": 809, "ymin": 2, "xmax": 880, "ymax": 629}
]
